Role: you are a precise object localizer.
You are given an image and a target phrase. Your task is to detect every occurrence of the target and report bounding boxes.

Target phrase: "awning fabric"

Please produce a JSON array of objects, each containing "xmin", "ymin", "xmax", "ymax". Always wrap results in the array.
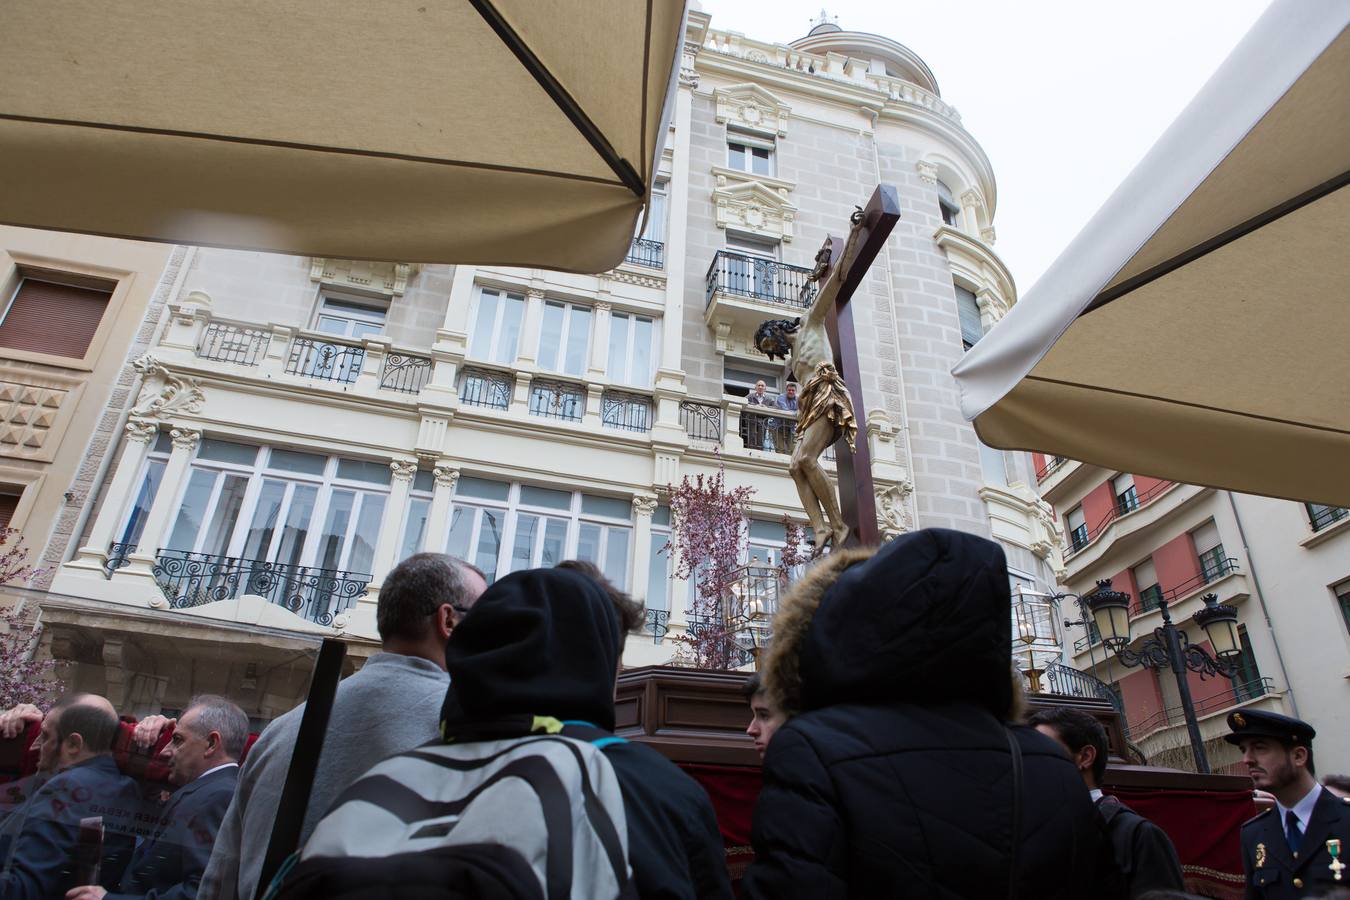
[
  {"xmin": 952, "ymin": 0, "xmax": 1350, "ymax": 506},
  {"xmin": 0, "ymin": 1, "xmax": 685, "ymax": 273}
]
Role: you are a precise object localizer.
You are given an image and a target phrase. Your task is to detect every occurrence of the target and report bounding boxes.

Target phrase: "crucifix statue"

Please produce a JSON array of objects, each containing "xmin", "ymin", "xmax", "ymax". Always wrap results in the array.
[{"xmin": 753, "ymin": 185, "xmax": 901, "ymax": 551}]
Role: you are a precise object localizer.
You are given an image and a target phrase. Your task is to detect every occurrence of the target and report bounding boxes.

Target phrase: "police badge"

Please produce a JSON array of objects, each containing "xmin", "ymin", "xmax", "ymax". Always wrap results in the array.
[{"xmin": 1255, "ymin": 842, "xmax": 1267, "ymax": 868}]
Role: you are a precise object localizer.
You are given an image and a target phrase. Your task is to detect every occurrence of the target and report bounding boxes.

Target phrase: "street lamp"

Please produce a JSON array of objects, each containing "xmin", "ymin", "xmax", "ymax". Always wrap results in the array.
[
  {"xmin": 1012, "ymin": 586, "xmax": 1062, "ymax": 694},
  {"xmin": 1077, "ymin": 580, "xmax": 1242, "ymax": 773}
]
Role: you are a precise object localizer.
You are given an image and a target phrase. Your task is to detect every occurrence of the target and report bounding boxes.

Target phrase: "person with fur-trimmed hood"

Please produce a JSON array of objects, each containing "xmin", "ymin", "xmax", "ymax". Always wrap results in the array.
[{"xmin": 742, "ymin": 528, "xmax": 1106, "ymax": 899}]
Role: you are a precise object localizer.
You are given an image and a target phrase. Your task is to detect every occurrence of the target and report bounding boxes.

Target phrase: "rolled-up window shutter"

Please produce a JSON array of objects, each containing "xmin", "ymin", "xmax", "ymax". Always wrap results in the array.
[
  {"xmin": 0, "ymin": 494, "xmax": 19, "ymax": 530},
  {"xmin": 0, "ymin": 278, "xmax": 113, "ymax": 358},
  {"xmin": 956, "ymin": 285, "xmax": 984, "ymax": 349}
]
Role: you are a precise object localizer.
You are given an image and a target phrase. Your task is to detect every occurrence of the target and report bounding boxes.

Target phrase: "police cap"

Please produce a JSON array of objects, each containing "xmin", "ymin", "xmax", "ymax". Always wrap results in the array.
[{"xmin": 1223, "ymin": 709, "xmax": 1315, "ymax": 747}]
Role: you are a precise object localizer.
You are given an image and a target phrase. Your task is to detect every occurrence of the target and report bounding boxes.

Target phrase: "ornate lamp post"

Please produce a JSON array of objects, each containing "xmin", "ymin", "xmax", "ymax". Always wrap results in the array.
[
  {"xmin": 1012, "ymin": 586, "xmax": 1062, "ymax": 694},
  {"xmin": 1076, "ymin": 579, "xmax": 1243, "ymax": 773}
]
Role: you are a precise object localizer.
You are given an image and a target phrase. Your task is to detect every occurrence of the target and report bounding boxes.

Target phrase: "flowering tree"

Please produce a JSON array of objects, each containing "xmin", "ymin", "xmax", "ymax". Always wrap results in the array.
[
  {"xmin": 665, "ymin": 465, "xmax": 753, "ymax": 669},
  {"xmin": 0, "ymin": 527, "xmax": 62, "ymax": 710},
  {"xmin": 665, "ymin": 461, "xmax": 812, "ymax": 669}
]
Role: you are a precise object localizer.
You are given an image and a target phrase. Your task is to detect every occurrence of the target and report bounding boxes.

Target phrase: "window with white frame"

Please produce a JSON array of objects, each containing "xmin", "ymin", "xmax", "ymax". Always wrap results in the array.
[
  {"xmin": 314, "ymin": 296, "xmax": 387, "ymax": 339},
  {"xmin": 606, "ymin": 311, "xmax": 658, "ymax": 387},
  {"xmin": 727, "ymin": 132, "xmax": 775, "ymax": 177},
  {"xmin": 723, "ymin": 364, "xmax": 780, "ymax": 398},
  {"xmin": 1191, "ymin": 520, "xmax": 1227, "ymax": 581},
  {"xmin": 468, "ymin": 288, "xmax": 526, "ymax": 365},
  {"xmin": 127, "ymin": 439, "xmax": 392, "ymax": 575},
  {"xmin": 438, "ymin": 478, "xmax": 635, "ymax": 589},
  {"xmin": 116, "ymin": 431, "xmax": 172, "ymax": 550},
  {"xmin": 638, "ymin": 179, "xmax": 669, "ymax": 245},
  {"xmin": 536, "ymin": 300, "xmax": 592, "ymax": 377},
  {"xmin": 647, "ymin": 505, "xmax": 672, "ymax": 613},
  {"xmin": 400, "ymin": 469, "xmax": 436, "ymax": 562},
  {"xmin": 1066, "ymin": 506, "xmax": 1088, "ymax": 551}
]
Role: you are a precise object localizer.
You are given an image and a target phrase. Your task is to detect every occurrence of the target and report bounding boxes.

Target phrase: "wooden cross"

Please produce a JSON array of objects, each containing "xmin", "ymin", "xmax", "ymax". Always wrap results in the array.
[{"xmin": 818, "ymin": 184, "xmax": 901, "ymax": 548}]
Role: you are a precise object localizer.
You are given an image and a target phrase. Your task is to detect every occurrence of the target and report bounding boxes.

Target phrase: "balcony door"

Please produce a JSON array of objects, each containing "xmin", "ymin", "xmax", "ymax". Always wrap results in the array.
[{"xmin": 724, "ymin": 233, "xmax": 781, "ymax": 301}]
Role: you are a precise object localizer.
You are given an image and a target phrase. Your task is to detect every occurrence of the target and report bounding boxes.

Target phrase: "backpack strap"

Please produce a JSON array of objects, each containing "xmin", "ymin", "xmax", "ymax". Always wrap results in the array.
[{"xmin": 1005, "ymin": 728, "xmax": 1024, "ymax": 900}]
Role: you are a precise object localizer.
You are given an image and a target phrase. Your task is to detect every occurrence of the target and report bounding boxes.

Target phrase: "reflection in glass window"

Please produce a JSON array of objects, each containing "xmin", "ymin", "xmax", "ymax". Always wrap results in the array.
[{"xmin": 469, "ymin": 288, "xmax": 526, "ymax": 365}]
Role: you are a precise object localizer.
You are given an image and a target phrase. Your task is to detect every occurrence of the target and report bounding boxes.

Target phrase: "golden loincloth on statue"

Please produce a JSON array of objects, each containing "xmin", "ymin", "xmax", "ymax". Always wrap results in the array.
[{"xmin": 795, "ymin": 362, "xmax": 857, "ymax": 453}]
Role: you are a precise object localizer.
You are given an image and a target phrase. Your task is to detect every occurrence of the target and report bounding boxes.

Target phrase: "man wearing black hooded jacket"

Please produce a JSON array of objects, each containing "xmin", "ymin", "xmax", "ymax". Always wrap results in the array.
[
  {"xmin": 742, "ymin": 529, "xmax": 1105, "ymax": 900},
  {"xmin": 438, "ymin": 567, "xmax": 733, "ymax": 900}
]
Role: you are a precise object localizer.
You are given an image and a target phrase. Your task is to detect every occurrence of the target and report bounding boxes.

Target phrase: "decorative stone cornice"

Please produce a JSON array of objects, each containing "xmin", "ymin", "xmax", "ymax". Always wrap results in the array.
[
  {"xmin": 711, "ymin": 171, "xmax": 797, "ymax": 242},
  {"xmin": 131, "ymin": 356, "xmax": 206, "ymax": 419},
  {"xmin": 594, "ymin": 301, "xmax": 612, "ymax": 313},
  {"xmin": 310, "ymin": 258, "xmax": 417, "ymax": 298},
  {"xmin": 611, "ymin": 269, "xmax": 666, "ymax": 290},
  {"xmin": 714, "ymin": 83, "xmax": 790, "ymax": 137}
]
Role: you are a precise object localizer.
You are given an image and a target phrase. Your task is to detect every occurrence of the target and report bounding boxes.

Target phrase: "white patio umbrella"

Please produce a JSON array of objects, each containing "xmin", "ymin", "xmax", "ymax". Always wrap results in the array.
[
  {"xmin": 0, "ymin": 0, "xmax": 685, "ymax": 273},
  {"xmin": 953, "ymin": 0, "xmax": 1350, "ymax": 506}
]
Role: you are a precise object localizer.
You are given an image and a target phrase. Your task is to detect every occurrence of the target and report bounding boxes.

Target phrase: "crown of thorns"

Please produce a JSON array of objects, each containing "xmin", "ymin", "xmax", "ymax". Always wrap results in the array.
[{"xmin": 754, "ymin": 318, "xmax": 800, "ymax": 361}]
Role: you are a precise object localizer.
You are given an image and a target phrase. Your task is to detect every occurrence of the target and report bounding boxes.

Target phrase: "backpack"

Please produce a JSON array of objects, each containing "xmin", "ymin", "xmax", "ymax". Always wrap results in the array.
[{"xmin": 265, "ymin": 725, "xmax": 635, "ymax": 900}]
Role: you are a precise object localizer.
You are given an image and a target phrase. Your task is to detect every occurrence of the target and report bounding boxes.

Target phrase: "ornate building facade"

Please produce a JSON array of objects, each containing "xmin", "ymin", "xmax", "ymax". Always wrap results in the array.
[{"xmin": 21, "ymin": 11, "xmax": 1056, "ymax": 720}]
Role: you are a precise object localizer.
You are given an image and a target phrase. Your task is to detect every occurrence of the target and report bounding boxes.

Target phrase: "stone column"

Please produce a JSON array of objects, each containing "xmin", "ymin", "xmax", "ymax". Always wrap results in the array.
[
  {"xmin": 630, "ymin": 494, "xmax": 658, "ymax": 605},
  {"xmin": 653, "ymin": 63, "xmax": 695, "ymax": 434},
  {"xmin": 74, "ymin": 420, "xmax": 159, "ymax": 566},
  {"xmin": 423, "ymin": 463, "xmax": 460, "ymax": 554},
  {"xmin": 370, "ymin": 459, "xmax": 417, "ymax": 585},
  {"xmin": 960, "ymin": 189, "xmax": 983, "ymax": 238},
  {"xmin": 126, "ymin": 426, "xmax": 200, "ymax": 569}
]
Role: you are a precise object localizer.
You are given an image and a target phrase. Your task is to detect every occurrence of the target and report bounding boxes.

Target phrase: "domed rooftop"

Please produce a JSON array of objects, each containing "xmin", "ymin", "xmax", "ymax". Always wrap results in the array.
[{"xmin": 791, "ymin": 13, "xmax": 940, "ymax": 95}]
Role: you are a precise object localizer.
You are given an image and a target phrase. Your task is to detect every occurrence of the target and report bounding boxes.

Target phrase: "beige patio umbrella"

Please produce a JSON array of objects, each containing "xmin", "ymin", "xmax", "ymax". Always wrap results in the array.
[
  {"xmin": 0, "ymin": 0, "xmax": 685, "ymax": 273},
  {"xmin": 952, "ymin": 0, "xmax": 1350, "ymax": 506}
]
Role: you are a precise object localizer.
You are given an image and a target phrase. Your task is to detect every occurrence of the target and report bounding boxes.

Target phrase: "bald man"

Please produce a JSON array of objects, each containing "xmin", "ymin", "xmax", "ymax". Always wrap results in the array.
[{"xmin": 0, "ymin": 694, "xmax": 140, "ymax": 900}]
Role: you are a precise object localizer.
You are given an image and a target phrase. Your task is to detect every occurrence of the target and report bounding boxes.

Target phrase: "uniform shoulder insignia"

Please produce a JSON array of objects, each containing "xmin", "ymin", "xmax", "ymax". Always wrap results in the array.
[{"xmin": 1243, "ymin": 808, "xmax": 1273, "ymax": 827}]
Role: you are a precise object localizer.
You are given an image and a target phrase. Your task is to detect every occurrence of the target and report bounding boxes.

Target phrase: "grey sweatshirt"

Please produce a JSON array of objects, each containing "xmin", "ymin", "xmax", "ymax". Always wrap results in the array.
[{"xmin": 199, "ymin": 652, "xmax": 449, "ymax": 900}]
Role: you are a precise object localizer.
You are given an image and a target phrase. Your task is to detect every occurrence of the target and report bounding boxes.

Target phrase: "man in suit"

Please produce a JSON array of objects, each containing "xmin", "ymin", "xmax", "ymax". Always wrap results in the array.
[
  {"xmin": 0, "ymin": 694, "xmax": 140, "ymax": 899},
  {"xmin": 1229, "ymin": 710, "xmax": 1348, "ymax": 899},
  {"xmin": 1029, "ymin": 706, "xmax": 1185, "ymax": 898},
  {"xmin": 66, "ymin": 695, "xmax": 248, "ymax": 900}
]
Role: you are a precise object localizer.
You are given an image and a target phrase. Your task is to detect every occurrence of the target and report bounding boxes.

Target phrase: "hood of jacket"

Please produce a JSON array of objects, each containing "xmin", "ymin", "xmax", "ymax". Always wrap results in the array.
[
  {"xmin": 763, "ymin": 528, "xmax": 1013, "ymax": 718},
  {"xmin": 440, "ymin": 566, "xmax": 622, "ymax": 732}
]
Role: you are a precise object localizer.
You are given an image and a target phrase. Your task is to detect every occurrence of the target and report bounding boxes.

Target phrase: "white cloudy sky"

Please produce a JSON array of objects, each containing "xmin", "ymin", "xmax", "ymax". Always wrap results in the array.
[{"xmin": 698, "ymin": 0, "xmax": 1271, "ymax": 297}]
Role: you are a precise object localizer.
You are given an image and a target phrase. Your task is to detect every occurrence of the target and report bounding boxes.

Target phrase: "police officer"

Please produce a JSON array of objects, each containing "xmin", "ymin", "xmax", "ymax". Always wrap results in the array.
[{"xmin": 1228, "ymin": 709, "xmax": 1348, "ymax": 897}]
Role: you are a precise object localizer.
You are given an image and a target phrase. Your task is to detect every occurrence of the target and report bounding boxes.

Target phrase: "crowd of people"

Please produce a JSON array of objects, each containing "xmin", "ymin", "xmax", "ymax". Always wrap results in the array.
[{"xmin": 0, "ymin": 530, "xmax": 1347, "ymax": 898}]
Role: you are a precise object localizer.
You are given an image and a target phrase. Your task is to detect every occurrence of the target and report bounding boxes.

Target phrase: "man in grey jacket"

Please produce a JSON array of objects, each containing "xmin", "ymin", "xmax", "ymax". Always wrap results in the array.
[{"xmin": 199, "ymin": 553, "xmax": 486, "ymax": 900}]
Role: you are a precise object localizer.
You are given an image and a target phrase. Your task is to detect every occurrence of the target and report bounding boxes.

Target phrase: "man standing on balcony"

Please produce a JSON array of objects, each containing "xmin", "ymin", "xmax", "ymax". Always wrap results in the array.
[
  {"xmin": 772, "ymin": 382, "xmax": 799, "ymax": 454},
  {"xmin": 744, "ymin": 379, "xmax": 776, "ymax": 451},
  {"xmin": 1029, "ymin": 706, "xmax": 1184, "ymax": 898},
  {"xmin": 198, "ymin": 553, "xmax": 487, "ymax": 900},
  {"xmin": 1229, "ymin": 710, "xmax": 1349, "ymax": 899}
]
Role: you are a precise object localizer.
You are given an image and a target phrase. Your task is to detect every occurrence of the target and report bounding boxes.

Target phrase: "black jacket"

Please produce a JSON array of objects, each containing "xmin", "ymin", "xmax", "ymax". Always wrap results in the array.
[
  {"xmin": 742, "ymin": 529, "xmax": 1104, "ymax": 900},
  {"xmin": 1241, "ymin": 787, "xmax": 1350, "ymax": 899},
  {"xmin": 442, "ymin": 567, "xmax": 733, "ymax": 900},
  {"xmin": 1097, "ymin": 795, "xmax": 1185, "ymax": 898},
  {"xmin": 109, "ymin": 764, "xmax": 239, "ymax": 900},
  {"xmin": 0, "ymin": 754, "xmax": 140, "ymax": 899}
]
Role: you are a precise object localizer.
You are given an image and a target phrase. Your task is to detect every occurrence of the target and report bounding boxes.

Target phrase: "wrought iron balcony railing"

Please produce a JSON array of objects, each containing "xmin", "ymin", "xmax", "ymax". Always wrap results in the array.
[
  {"xmin": 680, "ymin": 400, "xmax": 723, "ymax": 444},
  {"xmin": 625, "ymin": 237, "xmax": 665, "ymax": 269},
  {"xmin": 380, "ymin": 352, "xmax": 433, "ymax": 394},
  {"xmin": 286, "ymin": 337, "xmax": 365, "ymax": 385},
  {"xmin": 1307, "ymin": 503, "xmax": 1349, "ymax": 532},
  {"xmin": 104, "ymin": 541, "xmax": 136, "ymax": 577},
  {"xmin": 529, "ymin": 378, "xmax": 585, "ymax": 422},
  {"xmin": 644, "ymin": 609, "xmax": 669, "ymax": 643},
  {"xmin": 705, "ymin": 251, "xmax": 815, "ymax": 309},
  {"xmin": 197, "ymin": 322, "xmax": 270, "ymax": 366},
  {"xmin": 459, "ymin": 367, "xmax": 513, "ymax": 410},
  {"xmin": 1042, "ymin": 662, "xmax": 1127, "ymax": 724},
  {"xmin": 602, "ymin": 390, "xmax": 653, "ymax": 433},
  {"xmin": 1065, "ymin": 479, "xmax": 1176, "ymax": 558},
  {"xmin": 1035, "ymin": 455, "xmax": 1068, "ymax": 481},
  {"xmin": 150, "ymin": 549, "xmax": 370, "ymax": 627},
  {"xmin": 741, "ymin": 407, "xmax": 795, "ymax": 453},
  {"xmin": 1130, "ymin": 677, "xmax": 1274, "ymax": 738}
]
